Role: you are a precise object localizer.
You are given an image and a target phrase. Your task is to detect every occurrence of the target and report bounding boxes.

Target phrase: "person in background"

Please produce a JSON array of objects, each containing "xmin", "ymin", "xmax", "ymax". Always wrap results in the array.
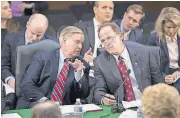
[
  {"xmin": 1, "ymin": 1, "xmax": 20, "ymax": 48},
  {"xmin": 147, "ymin": 12, "xmax": 180, "ymax": 93},
  {"xmin": 115, "ymin": 4, "xmax": 145, "ymax": 42},
  {"xmin": 142, "ymin": 83, "xmax": 180, "ymax": 118},
  {"xmin": 1, "ymin": 14, "xmax": 49, "ymax": 90},
  {"xmin": 93, "ymin": 22, "xmax": 163, "ymax": 105},
  {"xmin": 10, "ymin": 1, "xmax": 24, "ymax": 17},
  {"xmin": 31, "ymin": 101, "xmax": 63, "ymax": 118}
]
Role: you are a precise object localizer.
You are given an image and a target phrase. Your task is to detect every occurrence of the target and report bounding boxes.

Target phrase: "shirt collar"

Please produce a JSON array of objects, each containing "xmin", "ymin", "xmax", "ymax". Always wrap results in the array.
[
  {"xmin": 93, "ymin": 17, "xmax": 100, "ymax": 28},
  {"xmin": 113, "ymin": 47, "xmax": 128, "ymax": 62},
  {"xmin": 60, "ymin": 49, "xmax": 66, "ymax": 62},
  {"xmin": 166, "ymin": 33, "xmax": 177, "ymax": 42}
]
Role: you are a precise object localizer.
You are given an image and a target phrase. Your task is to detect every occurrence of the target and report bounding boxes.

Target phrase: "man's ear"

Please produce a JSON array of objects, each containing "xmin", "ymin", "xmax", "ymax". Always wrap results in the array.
[
  {"xmin": 93, "ymin": 6, "xmax": 97, "ymax": 15},
  {"xmin": 26, "ymin": 21, "xmax": 29, "ymax": 29},
  {"xmin": 123, "ymin": 12, "xmax": 127, "ymax": 19}
]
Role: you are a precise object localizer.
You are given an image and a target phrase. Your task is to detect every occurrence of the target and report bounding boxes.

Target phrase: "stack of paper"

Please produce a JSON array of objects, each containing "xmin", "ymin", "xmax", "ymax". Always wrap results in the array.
[{"xmin": 2, "ymin": 113, "xmax": 22, "ymax": 118}]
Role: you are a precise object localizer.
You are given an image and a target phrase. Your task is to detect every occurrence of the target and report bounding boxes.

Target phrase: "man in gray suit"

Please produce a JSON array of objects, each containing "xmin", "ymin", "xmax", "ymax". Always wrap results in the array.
[
  {"xmin": 115, "ymin": 4, "xmax": 144, "ymax": 43},
  {"xmin": 93, "ymin": 22, "xmax": 163, "ymax": 105},
  {"xmin": 1, "ymin": 14, "xmax": 49, "ymax": 89},
  {"xmin": 16, "ymin": 26, "xmax": 90, "ymax": 109}
]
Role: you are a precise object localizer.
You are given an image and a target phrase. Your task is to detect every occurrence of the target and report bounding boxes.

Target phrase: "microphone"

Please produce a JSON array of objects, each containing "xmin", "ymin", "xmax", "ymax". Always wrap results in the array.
[{"xmin": 112, "ymin": 69, "xmax": 131, "ymax": 113}]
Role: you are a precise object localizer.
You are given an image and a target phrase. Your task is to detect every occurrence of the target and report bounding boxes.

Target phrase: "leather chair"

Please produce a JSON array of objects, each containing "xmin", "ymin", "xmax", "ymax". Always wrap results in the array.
[{"xmin": 15, "ymin": 39, "xmax": 59, "ymax": 98}]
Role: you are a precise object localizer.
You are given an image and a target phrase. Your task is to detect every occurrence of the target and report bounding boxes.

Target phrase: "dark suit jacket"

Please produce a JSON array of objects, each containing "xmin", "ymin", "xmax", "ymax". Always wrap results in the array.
[
  {"xmin": 115, "ymin": 19, "xmax": 143, "ymax": 43},
  {"xmin": 1, "ymin": 30, "xmax": 57, "ymax": 82},
  {"xmin": 93, "ymin": 41, "xmax": 163, "ymax": 104},
  {"xmin": 147, "ymin": 32, "xmax": 180, "ymax": 75},
  {"xmin": 74, "ymin": 20, "xmax": 95, "ymax": 56},
  {"xmin": 16, "ymin": 49, "xmax": 90, "ymax": 109}
]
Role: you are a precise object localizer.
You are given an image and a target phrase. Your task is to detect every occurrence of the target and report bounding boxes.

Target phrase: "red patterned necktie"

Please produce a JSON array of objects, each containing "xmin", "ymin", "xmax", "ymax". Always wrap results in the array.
[
  {"xmin": 118, "ymin": 57, "xmax": 135, "ymax": 101},
  {"xmin": 51, "ymin": 60, "xmax": 69, "ymax": 103}
]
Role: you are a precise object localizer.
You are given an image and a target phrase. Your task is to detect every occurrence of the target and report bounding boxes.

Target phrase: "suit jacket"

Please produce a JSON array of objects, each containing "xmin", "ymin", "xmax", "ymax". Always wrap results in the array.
[
  {"xmin": 1, "ymin": 30, "xmax": 57, "ymax": 82},
  {"xmin": 16, "ymin": 49, "xmax": 90, "ymax": 109},
  {"xmin": 93, "ymin": 41, "xmax": 163, "ymax": 104},
  {"xmin": 74, "ymin": 20, "xmax": 95, "ymax": 56},
  {"xmin": 115, "ymin": 19, "xmax": 143, "ymax": 43},
  {"xmin": 147, "ymin": 32, "xmax": 180, "ymax": 75}
]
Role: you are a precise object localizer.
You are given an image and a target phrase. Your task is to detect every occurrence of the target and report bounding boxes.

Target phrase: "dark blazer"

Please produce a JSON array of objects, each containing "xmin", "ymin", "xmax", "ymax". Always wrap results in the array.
[
  {"xmin": 74, "ymin": 20, "xmax": 95, "ymax": 56},
  {"xmin": 16, "ymin": 49, "xmax": 90, "ymax": 109},
  {"xmin": 147, "ymin": 32, "xmax": 180, "ymax": 74},
  {"xmin": 1, "ymin": 30, "xmax": 57, "ymax": 82},
  {"xmin": 93, "ymin": 41, "xmax": 163, "ymax": 104},
  {"xmin": 115, "ymin": 19, "xmax": 143, "ymax": 43},
  {"xmin": 147, "ymin": 33, "xmax": 180, "ymax": 93}
]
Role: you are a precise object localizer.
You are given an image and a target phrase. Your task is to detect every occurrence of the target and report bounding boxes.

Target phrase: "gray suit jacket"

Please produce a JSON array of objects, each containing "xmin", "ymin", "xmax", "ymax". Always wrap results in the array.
[
  {"xmin": 1, "ymin": 30, "xmax": 57, "ymax": 82},
  {"xmin": 16, "ymin": 49, "xmax": 90, "ymax": 109},
  {"xmin": 74, "ymin": 20, "xmax": 95, "ymax": 56},
  {"xmin": 93, "ymin": 41, "xmax": 164, "ymax": 104}
]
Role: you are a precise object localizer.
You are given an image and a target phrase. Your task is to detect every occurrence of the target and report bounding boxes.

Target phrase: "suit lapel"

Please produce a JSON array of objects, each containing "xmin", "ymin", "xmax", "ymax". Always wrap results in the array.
[
  {"xmin": 161, "ymin": 40, "xmax": 169, "ymax": 59},
  {"xmin": 125, "ymin": 43, "xmax": 142, "ymax": 90},
  {"xmin": 86, "ymin": 20, "xmax": 95, "ymax": 50},
  {"xmin": 63, "ymin": 66, "xmax": 75, "ymax": 98},
  {"xmin": 129, "ymin": 30, "xmax": 136, "ymax": 41},
  {"xmin": 48, "ymin": 49, "xmax": 59, "ymax": 97},
  {"xmin": 106, "ymin": 53, "xmax": 123, "ymax": 82}
]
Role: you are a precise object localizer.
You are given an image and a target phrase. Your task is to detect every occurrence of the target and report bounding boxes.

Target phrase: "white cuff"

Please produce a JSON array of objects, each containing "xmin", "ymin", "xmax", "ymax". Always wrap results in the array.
[
  {"xmin": 38, "ymin": 97, "xmax": 48, "ymax": 103},
  {"xmin": 5, "ymin": 76, "xmax": 15, "ymax": 84},
  {"xmin": 74, "ymin": 70, "xmax": 84, "ymax": 82}
]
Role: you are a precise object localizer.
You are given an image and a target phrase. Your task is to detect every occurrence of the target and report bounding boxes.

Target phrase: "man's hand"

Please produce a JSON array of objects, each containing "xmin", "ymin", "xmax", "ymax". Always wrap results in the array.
[
  {"xmin": 102, "ymin": 94, "xmax": 116, "ymax": 106},
  {"xmin": 8, "ymin": 79, "xmax": 15, "ymax": 89},
  {"xmin": 165, "ymin": 75, "xmax": 174, "ymax": 84},
  {"xmin": 83, "ymin": 48, "xmax": 94, "ymax": 63},
  {"xmin": 68, "ymin": 59, "xmax": 84, "ymax": 72},
  {"xmin": 172, "ymin": 71, "xmax": 180, "ymax": 79}
]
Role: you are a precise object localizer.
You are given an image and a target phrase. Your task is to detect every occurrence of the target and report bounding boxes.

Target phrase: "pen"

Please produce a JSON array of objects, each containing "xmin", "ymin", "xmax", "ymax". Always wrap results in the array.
[{"xmin": 100, "ymin": 94, "xmax": 116, "ymax": 100}]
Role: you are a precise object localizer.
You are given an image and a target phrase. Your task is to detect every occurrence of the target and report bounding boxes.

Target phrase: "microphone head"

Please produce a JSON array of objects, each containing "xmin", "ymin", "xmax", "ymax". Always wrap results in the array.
[{"xmin": 128, "ymin": 69, "xmax": 131, "ymax": 74}]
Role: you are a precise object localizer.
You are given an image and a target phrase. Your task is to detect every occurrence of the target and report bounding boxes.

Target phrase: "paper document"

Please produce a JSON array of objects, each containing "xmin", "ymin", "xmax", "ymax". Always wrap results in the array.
[
  {"xmin": 118, "ymin": 109, "xmax": 137, "ymax": 118},
  {"xmin": 59, "ymin": 104, "xmax": 103, "ymax": 114},
  {"xmin": 122, "ymin": 100, "xmax": 141, "ymax": 109},
  {"xmin": 2, "ymin": 113, "xmax": 22, "ymax": 118}
]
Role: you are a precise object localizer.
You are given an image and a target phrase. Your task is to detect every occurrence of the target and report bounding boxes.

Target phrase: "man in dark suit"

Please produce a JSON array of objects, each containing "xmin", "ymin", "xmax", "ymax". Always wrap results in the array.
[
  {"xmin": 93, "ymin": 22, "xmax": 163, "ymax": 105},
  {"xmin": 115, "ymin": 4, "xmax": 144, "ymax": 43},
  {"xmin": 75, "ymin": 1, "xmax": 114, "ymax": 60},
  {"xmin": 1, "ymin": 13, "xmax": 49, "ymax": 89},
  {"xmin": 16, "ymin": 26, "xmax": 90, "ymax": 109}
]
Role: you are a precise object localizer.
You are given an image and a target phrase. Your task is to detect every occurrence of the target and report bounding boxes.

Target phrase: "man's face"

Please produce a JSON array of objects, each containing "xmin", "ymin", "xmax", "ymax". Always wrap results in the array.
[
  {"xmin": 1, "ymin": 1, "xmax": 12, "ymax": 20},
  {"xmin": 63, "ymin": 34, "xmax": 84, "ymax": 57},
  {"xmin": 163, "ymin": 21, "xmax": 178, "ymax": 37},
  {"xmin": 94, "ymin": 1, "xmax": 114, "ymax": 23},
  {"xmin": 26, "ymin": 22, "xmax": 47, "ymax": 43},
  {"xmin": 99, "ymin": 26, "xmax": 123, "ymax": 55},
  {"xmin": 123, "ymin": 9, "xmax": 142, "ymax": 31}
]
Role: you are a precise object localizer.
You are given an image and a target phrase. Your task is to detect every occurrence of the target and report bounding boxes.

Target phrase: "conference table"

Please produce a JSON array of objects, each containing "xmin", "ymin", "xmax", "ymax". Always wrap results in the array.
[{"xmin": 6, "ymin": 105, "xmax": 120, "ymax": 118}]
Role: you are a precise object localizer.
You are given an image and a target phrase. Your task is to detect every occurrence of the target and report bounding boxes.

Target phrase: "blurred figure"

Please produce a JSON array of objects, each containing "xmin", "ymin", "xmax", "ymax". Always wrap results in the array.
[
  {"xmin": 147, "ymin": 12, "xmax": 180, "ymax": 93},
  {"xmin": 31, "ymin": 101, "xmax": 62, "ymax": 118},
  {"xmin": 115, "ymin": 4, "xmax": 145, "ymax": 42},
  {"xmin": 1, "ymin": 1, "xmax": 20, "ymax": 48},
  {"xmin": 10, "ymin": 1, "xmax": 24, "ymax": 17},
  {"xmin": 142, "ymin": 83, "xmax": 180, "ymax": 118},
  {"xmin": 1, "ymin": 14, "xmax": 49, "ymax": 90}
]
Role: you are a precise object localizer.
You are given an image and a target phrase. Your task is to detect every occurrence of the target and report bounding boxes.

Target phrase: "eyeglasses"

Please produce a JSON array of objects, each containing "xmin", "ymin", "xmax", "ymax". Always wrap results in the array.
[{"xmin": 100, "ymin": 33, "xmax": 118, "ymax": 45}]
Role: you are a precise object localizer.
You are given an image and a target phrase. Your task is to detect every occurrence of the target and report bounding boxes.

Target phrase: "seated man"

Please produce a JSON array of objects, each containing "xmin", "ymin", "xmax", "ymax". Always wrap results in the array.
[
  {"xmin": 31, "ymin": 101, "xmax": 62, "ymax": 118},
  {"xmin": 93, "ymin": 22, "xmax": 163, "ymax": 105},
  {"xmin": 16, "ymin": 26, "xmax": 90, "ymax": 109},
  {"xmin": 115, "ymin": 4, "xmax": 144, "ymax": 42},
  {"xmin": 1, "ymin": 13, "xmax": 55, "ymax": 89},
  {"xmin": 142, "ymin": 83, "xmax": 180, "ymax": 118}
]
